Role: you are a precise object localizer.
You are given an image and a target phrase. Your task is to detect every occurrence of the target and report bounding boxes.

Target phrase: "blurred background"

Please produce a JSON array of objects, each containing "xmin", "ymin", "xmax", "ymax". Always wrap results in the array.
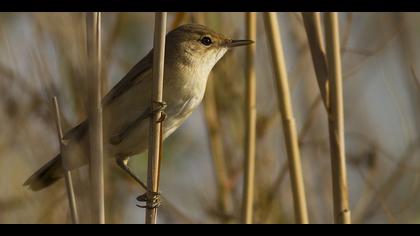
[{"xmin": 0, "ymin": 12, "xmax": 419, "ymax": 224}]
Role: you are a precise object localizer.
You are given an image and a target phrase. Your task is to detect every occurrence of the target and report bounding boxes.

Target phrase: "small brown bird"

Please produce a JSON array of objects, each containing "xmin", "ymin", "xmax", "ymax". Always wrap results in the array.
[{"xmin": 24, "ymin": 23, "xmax": 253, "ymax": 191}]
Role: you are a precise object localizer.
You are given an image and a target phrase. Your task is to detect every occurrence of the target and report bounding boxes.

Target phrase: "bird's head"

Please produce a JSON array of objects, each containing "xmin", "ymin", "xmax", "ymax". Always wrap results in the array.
[{"xmin": 165, "ymin": 24, "xmax": 254, "ymax": 74}]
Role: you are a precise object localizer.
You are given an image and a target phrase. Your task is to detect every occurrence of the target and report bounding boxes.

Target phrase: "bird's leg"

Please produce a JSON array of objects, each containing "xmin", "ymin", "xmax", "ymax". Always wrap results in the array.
[
  {"xmin": 116, "ymin": 158, "xmax": 147, "ymax": 190},
  {"xmin": 135, "ymin": 100, "xmax": 165, "ymax": 209},
  {"xmin": 110, "ymin": 101, "xmax": 167, "ymax": 145},
  {"xmin": 116, "ymin": 158, "xmax": 162, "ymax": 209}
]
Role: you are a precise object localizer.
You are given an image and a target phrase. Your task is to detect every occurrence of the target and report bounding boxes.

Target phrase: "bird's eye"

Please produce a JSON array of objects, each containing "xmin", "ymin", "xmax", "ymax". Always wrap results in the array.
[{"xmin": 200, "ymin": 36, "xmax": 212, "ymax": 46}]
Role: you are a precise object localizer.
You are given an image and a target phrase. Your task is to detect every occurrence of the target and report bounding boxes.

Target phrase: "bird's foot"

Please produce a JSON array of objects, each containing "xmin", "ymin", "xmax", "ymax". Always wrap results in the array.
[
  {"xmin": 136, "ymin": 191, "xmax": 162, "ymax": 209},
  {"xmin": 151, "ymin": 101, "xmax": 167, "ymax": 123}
]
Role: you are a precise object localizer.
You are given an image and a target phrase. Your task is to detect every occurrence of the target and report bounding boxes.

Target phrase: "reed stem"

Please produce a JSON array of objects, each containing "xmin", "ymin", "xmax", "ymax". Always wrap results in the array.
[
  {"xmin": 52, "ymin": 97, "xmax": 79, "ymax": 224},
  {"xmin": 145, "ymin": 12, "xmax": 167, "ymax": 224},
  {"xmin": 242, "ymin": 12, "xmax": 257, "ymax": 224},
  {"xmin": 301, "ymin": 12, "xmax": 330, "ymax": 109},
  {"xmin": 86, "ymin": 12, "xmax": 105, "ymax": 224},
  {"xmin": 324, "ymin": 12, "xmax": 351, "ymax": 224},
  {"xmin": 263, "ymin": 12, "xmax": 309, "ymax": 224}
]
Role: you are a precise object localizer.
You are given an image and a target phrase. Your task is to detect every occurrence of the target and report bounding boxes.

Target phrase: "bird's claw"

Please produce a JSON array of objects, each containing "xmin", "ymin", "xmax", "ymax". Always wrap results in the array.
[
  {"xmin": 151, "ymin": 100, "xmax": 167, "ymax": 123},
  {"xmin": 136, "ymin": 191, "xmax": 162, "ymax": 209}
]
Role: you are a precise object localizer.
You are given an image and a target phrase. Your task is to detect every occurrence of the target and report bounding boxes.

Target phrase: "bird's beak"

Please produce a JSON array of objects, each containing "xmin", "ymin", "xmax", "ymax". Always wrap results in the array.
[{"xmin": 227, "ymin": 39, "xmax": 254, "ymax": 48}]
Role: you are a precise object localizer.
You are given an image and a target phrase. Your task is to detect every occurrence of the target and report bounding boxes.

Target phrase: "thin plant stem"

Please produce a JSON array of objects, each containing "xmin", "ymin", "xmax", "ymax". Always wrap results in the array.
[
  {"xmin": 301, "ymin": 12, "xmax": 330, "ymax": 109},
  {"xmin": 259, "ymin": 97, "xmax": 323, "ymax": 222},
  {"xmin": 52, "ymin": 97, "xmax": 80, "ymax": 224},
  {"xmin": 86, "ymin": 12, "xmax": 105, "ymax": 224},
  {"xmin": 242, "ymin": 12, "xmax": 257, "ymax": 224},
  {"xmin": 263, "ymin": 12, "xmax": 309, "ymax": 224},
  {"xmin": 324, "ymin": 12, "xmax": 351, "ymax": 224},
  {"xmin": 145, "ymin": 12, "xmax": 167, "ymax": 224}
]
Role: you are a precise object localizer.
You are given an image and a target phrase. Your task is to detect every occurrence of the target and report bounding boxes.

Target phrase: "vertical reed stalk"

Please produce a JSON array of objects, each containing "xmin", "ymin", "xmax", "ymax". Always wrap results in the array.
[
  {"xmin": 324, "ymin": 12, "xmax": 351, "ymax": 224},
  {"xmin": 192, "ymin": 12, "xmax": 234, "ymax": 220},
  {"xmin": 301, "ymin": 12, "xmax": 329, "ymax": 109},
  {"xmin": 263, "ymin": 12, "xmax": 309, "ymax": 224},
  {"xmin": 242, "ymin": 12, "xmax": 257, "ymax": 224},
  {"xmin": 145, "ymin": 12, "xmax": 167, "ymax": 224},
  {"xmin": 86, "ymin": 12, "xmax": 105, "ymax": 224},
  {"xmin": 52, "ymin": 97, "xmax": 79, "ymax": 224}
]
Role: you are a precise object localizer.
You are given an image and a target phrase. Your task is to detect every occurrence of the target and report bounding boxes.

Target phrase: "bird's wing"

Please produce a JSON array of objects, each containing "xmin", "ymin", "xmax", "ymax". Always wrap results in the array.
[
  {"xmin": 102, "ymin": 49, "xmax": 153, "ymax": 105},
  {"xmin": 63, "ymin": 120, "xmax": 88, "ymax": 140},
  {"xmin": 63, "ymin": 50, "xmax": 153, "ymax": 141}
]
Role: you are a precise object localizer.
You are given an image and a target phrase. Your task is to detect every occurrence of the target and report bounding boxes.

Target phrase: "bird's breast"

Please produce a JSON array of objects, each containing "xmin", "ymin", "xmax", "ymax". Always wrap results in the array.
[{"xmin": 162, "ymin": 66, "xmax": 208, "ymax": 136}]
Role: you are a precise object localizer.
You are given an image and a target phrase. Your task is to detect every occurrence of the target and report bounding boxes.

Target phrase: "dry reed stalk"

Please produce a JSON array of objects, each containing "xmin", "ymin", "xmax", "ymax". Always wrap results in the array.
[
  {"xmin": 52, "ymin": 97, "xmax": 79, "ymax": 224},
  {"xmin": 259, "ymin": 96, "xmax": 324, "ymax": 222},
  {"xmin": 263, "ymin": 12, "xmax": 309, "ymax": 224},
  {"xmin": 324, "ymin": 12, "xmax": 351, "ymax": 224},
  {"xmin": 86, "ymin": 12, "xmax": 105, "ymax": 224},
  {"xmin": 191, "ymin": 12, "xmax": 234, "ymax": 220},
  {"xmin": 301, "ymin": 12, "xmax": 329, "ymax": 109},
  {"xmin": 145, "ymin": 12, "xmax": 167, "ymax": 224},
  {"xmin": 241, "ymin": 12, "xmax": 257, "ymax": 224},
  {"xmin": 253, "ymin": 15, "xmax": 328, "ymax": 218}
]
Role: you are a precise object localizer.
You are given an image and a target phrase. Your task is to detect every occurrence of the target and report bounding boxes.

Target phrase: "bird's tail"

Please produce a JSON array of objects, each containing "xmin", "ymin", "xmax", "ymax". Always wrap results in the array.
[{"xmin": 23, "ymin": 154, "xmax": 64, "ymax": 191}]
